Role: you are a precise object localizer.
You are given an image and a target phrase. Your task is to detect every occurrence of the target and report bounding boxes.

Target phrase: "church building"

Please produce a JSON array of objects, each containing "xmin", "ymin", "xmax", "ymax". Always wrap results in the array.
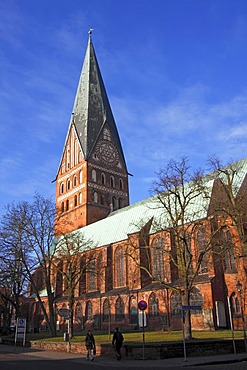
[{"xmin": 29, "ymin": 34, "xmax": 247, "ymax": 334}]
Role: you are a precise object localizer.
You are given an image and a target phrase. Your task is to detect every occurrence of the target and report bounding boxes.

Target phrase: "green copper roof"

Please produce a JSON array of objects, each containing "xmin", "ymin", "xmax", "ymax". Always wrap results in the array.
[{"xmin": 75, "ymin": 157, "xmax": 247, "ymax": 250}]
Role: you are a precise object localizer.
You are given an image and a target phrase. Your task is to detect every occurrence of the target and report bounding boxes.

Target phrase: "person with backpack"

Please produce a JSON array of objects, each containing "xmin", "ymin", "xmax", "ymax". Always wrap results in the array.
[
  {"xmin": 112, "ymin": 327, "xmax": 124, "ymax": 360},
  {"xmin": 85, "ymin": 329, "xmax": 96, "ymax": 361}
]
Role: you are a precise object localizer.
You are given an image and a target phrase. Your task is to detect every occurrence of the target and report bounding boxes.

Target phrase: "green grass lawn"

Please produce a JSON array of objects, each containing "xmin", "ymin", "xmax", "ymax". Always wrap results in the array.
[{"xmin": 26, "ymin": 329, "xmax": 246, "ymax": 344}]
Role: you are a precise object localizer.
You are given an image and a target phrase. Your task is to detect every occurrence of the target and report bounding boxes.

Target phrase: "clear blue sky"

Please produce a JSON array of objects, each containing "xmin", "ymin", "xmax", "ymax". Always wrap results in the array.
[{"xmin": 1, "ymin": 0, "xmax": 247, "ymax": 216}]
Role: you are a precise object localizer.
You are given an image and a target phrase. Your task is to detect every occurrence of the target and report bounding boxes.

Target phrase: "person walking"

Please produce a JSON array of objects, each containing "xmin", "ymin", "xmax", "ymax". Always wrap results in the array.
[
  {"xmin": 85, "ymin": 329, "xmax": 96, "ymax": 361},
  {"xmin": 112, "ymin": 327, "xmax": 124, "ymax": 360}
]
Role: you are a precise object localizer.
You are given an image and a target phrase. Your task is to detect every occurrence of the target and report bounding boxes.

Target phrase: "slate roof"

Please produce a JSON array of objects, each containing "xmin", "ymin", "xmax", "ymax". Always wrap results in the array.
[{"xmin": 69, "ymin": 35, "xmax": 126, "ymax": 164}]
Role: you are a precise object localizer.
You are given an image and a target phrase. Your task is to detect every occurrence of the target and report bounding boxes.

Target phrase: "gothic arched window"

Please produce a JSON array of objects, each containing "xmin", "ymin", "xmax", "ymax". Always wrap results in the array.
[
  {"xmin": 149, "ymin": 292, "xmax": 159, "ymax": 317},
  {"xmin": 197, "ymin": 225, "xmax": 208, "ymax": 273},
  {"xmin": 110, "ymin": 175, "xmax": 115, "ymax": 188},
  {"xmin": 152, "ymin": 237, "xmax": 164, "ymax": 281},
  {"xmin": 171, "ymin": 291, "xmax": 182, "ymax": 317},
  {"xmin": 88, "ymin": 258, "xmax": 96, "ymax": 291},
  {"xmin": 222, "ymin": 228, "xmax": 236, "ymax": 271},
  {"xmin": 115, "ymin": 296, "xmax": 124, "ymax": 321},
  {"xmin": 115, "ymin": 247, "xmax": 124, "ymax": 287},
  {"xmin": 103, "ymin": 299, "xmax": 110, "ymax": 322},
  {"xmin": 101, "ymin": 173, "xmax": 105, "ymax": 185},
  {"xmin": 97, "ymin": 252, "xmax": 103, "ymax": 290},
  {"xmin": 85, "ymin": 301, "xmax": 93, "ymax": 321},
  {"xmin": 119, "ymin": 178, "xmax": 123, "ymax": 190}
]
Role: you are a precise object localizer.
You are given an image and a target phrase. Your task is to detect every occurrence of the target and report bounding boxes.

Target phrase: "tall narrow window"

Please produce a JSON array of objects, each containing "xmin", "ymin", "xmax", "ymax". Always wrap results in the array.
[
  {"xmin": 74, "ymin": 195, "xmax": 78, "ymax": 207},
  {"xmin": 89, "ymin": 258, "xmax": 96, "ymax": 291},
  {"xmin": 222, "ymin": 228, "xmax": 236, "ymax": 271},
  {"xmin": 197, "ymin": 225, "xmax": 208, "ymax": 273},
  {"xmin": 103, "ymin": 299, "xmax": 110, "ymax": 322},
  {"xmin": 171, "ymin": 291, "xmax": 182, "ymax": 317},
  {"xmin": 149, "ymin": 292, "xmax": 159, "ymax": 317},
  {"xmin": 85, "ymin": 301, "xmax": 93, "ymax": 321},
  {"xmin": 115, "ymin": 247, "xmax": 124, "ymax": 287},
  {"xmin": 97, "ymin": 252, "xmax": 103, "ymax": 290},
  {"xmin": 80, "ymin": 170, "xmax": 83, "ymax": 183},
  {"xmin": 73, "ymin": 175, "xmax": 77, "ymax": 187},
  {"xmin": 115, "ymin": 296, "xmax": 124, "ymax": 321},
  {"xmin": 119, "ymin": 178, "xmax": 123, "ymax": 190},
  {"xmin": 152, "ymin": 237, "xmax": 164, "ymax": 281}
]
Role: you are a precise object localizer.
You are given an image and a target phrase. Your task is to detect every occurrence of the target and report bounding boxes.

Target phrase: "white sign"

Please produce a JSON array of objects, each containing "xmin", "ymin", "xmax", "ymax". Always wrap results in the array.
[
  {"xmin": 15, "ymin": 317, "xmax": 26, "ymax": 346},
  {"xmin": 138, "ymin": 311, "xmax": 147, "ymax": 328}
]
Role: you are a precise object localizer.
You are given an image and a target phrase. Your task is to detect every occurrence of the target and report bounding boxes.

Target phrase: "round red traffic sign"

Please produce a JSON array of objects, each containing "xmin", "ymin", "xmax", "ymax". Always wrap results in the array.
[{"xmin": 138, "ymin": 300, "xmax": 147, "ymax": 310}]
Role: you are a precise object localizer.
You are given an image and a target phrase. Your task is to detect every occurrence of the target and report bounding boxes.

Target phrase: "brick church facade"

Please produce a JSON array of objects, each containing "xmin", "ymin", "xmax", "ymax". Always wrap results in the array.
[{"xmin": 28, "ymin": 35, "xmax": 247, "ymax": 334}]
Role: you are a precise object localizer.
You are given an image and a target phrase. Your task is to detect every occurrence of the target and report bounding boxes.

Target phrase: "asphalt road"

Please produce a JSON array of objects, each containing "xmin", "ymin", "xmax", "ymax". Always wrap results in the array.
[{"xmin": 0, "ymin": 344, "xmax": 247, "ymax": 370}]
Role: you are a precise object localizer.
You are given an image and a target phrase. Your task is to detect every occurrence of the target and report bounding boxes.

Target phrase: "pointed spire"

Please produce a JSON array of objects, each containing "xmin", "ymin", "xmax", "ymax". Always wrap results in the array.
[{"xmin": 69, "ymin": 33, "xmax": 127, "ymax": 169}]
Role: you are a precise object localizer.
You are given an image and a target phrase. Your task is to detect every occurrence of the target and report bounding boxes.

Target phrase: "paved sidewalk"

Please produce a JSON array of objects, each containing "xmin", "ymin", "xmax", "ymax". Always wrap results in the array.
[{"xmin": 1, "ymin": 343, "xmax": 247, "ymax": 367}]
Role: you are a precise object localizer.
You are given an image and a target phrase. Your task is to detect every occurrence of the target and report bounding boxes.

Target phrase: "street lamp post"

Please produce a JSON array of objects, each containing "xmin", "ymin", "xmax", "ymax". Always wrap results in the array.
[{"xmin": 236, "ymin": 281, "xmax": 247, "ymax": 352}]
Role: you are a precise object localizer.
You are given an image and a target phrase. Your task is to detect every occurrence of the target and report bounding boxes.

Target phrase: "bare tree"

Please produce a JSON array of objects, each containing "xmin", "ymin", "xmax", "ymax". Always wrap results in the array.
[
  {"xmin": 127, "ymin": 158, "xmax": 225, "ymax": 339},
  {"xmin": 0, "ymin": 194, "xmax": 57, "ymax": 336},
  {"xmin": 54, "ymin": 231, "xmax": 97, "ymax": 338}
]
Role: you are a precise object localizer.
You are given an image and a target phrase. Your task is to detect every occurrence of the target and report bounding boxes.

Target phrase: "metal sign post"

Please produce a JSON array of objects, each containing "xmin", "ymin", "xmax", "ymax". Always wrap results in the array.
[
  {"xmin": 15, "ymin": 318, "xmax": 26, "ymax": 347},
  {"xmin": 138, "ymin": 300, "xmax": 147, "ymax": 360},
  {"xmin": 181, "ymin": 305, "xmax": 202, "ymax": 362}
]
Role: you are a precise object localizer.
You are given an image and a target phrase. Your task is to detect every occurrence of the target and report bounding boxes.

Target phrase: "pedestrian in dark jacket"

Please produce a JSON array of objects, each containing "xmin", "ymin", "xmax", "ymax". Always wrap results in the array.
[
  {"xmin": 112, "ymin": 327, "xmax": 124, "ymax": 360},
  {"xmin": 85, "ymin": 330, "xmax": 96, "ymax": 361}
]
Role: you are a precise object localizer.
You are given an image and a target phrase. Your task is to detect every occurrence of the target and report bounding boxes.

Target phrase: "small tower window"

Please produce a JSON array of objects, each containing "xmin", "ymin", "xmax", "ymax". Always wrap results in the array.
[
  {"xmin": 67, "ymin": 179, "xmax": 71, "ymax": 191},
  {"xmin": 73, "ymin": 175, "xmax": 77, "ymax": 187},
  {"xmin": 60, "ymin": 183, "xmax": 64, "ymax": 194},
  {"xmin": 101, "ymin": 173, "xmax": 106, "ymax": 185},
  {"xmin": 119, "ymin": 178, "xmax": 123, "ymax": 190},
  {"xmin": 94, "ymin": 192, "xmax": 98, "ymax": 203},
  {"xmin": 92, "ymin": 169, "xmax": 97, "ymax": 182},
  {"xmin": 74, "ymin": 195, "xmax": 78, "ymax": 207},
  {"xmin": 79, "ymin": 170, "xmax": 83, "ymax": 183},
  {"xmin": 118, "ymin": 198, "xmax": 123, "ymax": 209},
  {"xmin": 110, "ymin": 176, "xmax": 115, "ymax": 188},
  {"xmin": 79, "ymin": 192, "xmax": 82, "ymax": 204},
  {"xmin": 65, "ymin": 199, "xmax": 69, "ymax": 211},
  {"xmin": 61, "ymin": 202, "xmax": 64, "ymax": 212},
  {"xmin": 112, "ymin": 196, "xmax": 116, "ymax": 210}
]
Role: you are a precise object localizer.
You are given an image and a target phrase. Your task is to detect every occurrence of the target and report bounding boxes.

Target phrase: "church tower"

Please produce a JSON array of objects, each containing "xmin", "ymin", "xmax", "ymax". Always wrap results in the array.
[{"xmin": 55, "ymin": 34, "xmax": 129, "ymax": 234}]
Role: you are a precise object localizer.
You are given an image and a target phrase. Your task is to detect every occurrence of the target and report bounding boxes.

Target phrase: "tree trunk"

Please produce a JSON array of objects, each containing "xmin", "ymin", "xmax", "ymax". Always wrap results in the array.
[{"xmin": 182, "ymin": 289, "xmax": 192, "ymax": 340}]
